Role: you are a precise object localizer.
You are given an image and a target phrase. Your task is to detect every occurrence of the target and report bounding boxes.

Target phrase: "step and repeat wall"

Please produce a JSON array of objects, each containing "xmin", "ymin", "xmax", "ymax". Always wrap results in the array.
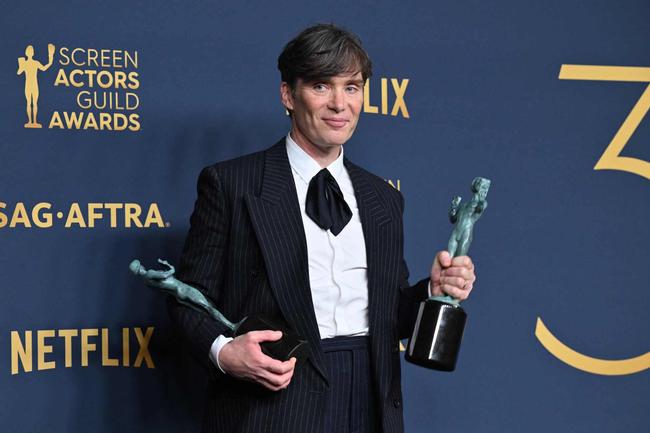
[{"xmin": 1, "ymin": 1, "xmax": 648, "ymax": 432}]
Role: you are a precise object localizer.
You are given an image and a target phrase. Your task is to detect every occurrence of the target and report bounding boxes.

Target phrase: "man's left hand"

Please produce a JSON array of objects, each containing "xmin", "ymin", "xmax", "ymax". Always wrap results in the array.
[{"xmin": 430, "ymin": 251, "xmax": 476, "ymax": 301}]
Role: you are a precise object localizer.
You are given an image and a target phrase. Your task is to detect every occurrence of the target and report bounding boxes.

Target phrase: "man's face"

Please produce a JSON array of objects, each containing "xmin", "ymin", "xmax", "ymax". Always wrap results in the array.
[{"xmin": 281, "ymin": 71, "xmax": 364, "ymax": 153}]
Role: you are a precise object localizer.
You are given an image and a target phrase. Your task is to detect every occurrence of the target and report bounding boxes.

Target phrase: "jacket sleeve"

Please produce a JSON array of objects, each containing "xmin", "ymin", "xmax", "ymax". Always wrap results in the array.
[
  {"xmin": 167, "ymin": 165, "xmax": 233, "ymax": 375},
  {"xmin": 397, "ymin": 262, "xmax": 430, "ymax": 340}
]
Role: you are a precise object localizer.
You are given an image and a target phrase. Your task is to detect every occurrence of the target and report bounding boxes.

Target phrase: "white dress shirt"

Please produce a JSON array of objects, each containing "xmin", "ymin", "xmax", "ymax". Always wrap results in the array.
[
  {"xmin": 209, "ymin": 133, "xmax": 370, "ymax": 371},
  {"xmin": 285, "ymin": 132, "xmax": 370, "ymax": 338}
]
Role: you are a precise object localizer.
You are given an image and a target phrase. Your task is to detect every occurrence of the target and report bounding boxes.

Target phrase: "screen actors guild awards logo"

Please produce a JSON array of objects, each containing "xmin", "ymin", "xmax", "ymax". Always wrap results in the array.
[
  {"xmin": 15, "ymin": 43, "xmax": 141, "ymax": 132},
  {"xmin": 17, "ymin": 43, "xmax": 55, "ymax": 129}
]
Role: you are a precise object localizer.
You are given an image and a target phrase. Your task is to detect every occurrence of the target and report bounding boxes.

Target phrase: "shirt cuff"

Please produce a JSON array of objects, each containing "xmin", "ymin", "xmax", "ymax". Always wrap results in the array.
[
  {"xmin": 209, "ymin": 335, "xmax": 234, "ymax": 374},
  {"xmin": 427, "ymin": 279, "xmax": 433, "ymax": 297}
]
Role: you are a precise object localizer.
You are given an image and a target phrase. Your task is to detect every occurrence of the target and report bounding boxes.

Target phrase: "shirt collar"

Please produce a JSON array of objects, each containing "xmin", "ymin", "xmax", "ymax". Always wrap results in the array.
[{"xmin": 285, "ymin": 132, "xmax": 345, "ymax": 185}]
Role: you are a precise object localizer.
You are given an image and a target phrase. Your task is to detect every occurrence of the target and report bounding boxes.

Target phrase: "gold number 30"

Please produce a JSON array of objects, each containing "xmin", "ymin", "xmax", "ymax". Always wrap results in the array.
[{"xmin": 534, "ymin": 65, "xmax": 650, "ymax": 376}]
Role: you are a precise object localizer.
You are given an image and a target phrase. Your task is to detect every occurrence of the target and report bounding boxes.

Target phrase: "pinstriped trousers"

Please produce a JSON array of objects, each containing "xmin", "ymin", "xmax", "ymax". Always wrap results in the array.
[{"xmin": 321, "ymin": 336, "xmax": 378, "ymax": 433}]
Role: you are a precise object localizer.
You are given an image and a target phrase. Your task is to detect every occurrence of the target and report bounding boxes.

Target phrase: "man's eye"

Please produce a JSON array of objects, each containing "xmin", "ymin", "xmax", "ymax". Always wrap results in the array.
[
  {"xmin": 345, "ymin": 86, "xmax": 359, "ymax": 93},
  {"xmin": 313, "ymin": 84, "xmax": 327, "ymax": 92}
]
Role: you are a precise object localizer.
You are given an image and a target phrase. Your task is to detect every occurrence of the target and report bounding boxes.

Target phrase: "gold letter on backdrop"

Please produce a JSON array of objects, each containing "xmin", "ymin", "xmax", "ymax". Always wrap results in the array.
[{"xmin": 559, "ymin": 65, "xmax": 650, "ymax": 180}]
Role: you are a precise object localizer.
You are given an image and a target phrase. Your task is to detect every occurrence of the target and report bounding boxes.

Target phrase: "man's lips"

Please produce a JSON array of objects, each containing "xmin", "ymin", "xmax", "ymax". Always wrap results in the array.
[{"xmin": 322, "ymin": 118, "xmax": 349, "ymax": 128}]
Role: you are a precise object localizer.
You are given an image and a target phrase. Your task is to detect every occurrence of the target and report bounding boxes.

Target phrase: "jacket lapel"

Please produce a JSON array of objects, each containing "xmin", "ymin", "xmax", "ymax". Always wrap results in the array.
[
  {"xmin": 244, "ymin": 140, "xmax": 327, "ymax": 382},
  {"xmin": 344, "ymin": 159, "xmax": 393, "ymax": 341}
]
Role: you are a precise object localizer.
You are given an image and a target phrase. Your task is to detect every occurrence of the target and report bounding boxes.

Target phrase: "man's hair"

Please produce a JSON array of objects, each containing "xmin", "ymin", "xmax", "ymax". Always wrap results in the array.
[{"xmin": 278, "ymin": 24, "xmax": 373, "ymax": 88}]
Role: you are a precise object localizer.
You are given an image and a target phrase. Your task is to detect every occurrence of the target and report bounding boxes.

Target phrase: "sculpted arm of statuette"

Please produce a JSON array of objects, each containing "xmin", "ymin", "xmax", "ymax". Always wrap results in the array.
[
  {"xmin": 449, "ymin": 196, "xmax": 461, "ymax": 223},
  {"xmin": 153, "ymin": 258, "xmax": 175, "ymax": 278}
]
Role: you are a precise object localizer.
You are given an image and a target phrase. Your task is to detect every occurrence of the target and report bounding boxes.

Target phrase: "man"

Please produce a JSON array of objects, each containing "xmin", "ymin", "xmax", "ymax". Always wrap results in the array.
[{"xmin": 169, "ymin": 24, "xmax": 476, "ymax": 433}]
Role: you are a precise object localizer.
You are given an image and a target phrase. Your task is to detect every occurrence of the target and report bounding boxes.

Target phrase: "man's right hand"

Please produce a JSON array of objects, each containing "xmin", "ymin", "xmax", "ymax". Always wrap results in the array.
[{"xmin": 218, "ymin": 330, "xmax": 297, "ymax": 391}]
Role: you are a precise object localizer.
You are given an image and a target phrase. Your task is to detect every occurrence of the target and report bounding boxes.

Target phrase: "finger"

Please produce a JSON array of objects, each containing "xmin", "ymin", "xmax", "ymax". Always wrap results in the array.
[
  {"xmin": 441, "ymin": 267, "xmax": 473, "ymax": 280},
  {"xmin": 259, "ymin": 358, "xmax": 296, "ymax": 388},
  {"xmin": 441, "ymin": 276, "xmax": 466, "ymax": 290},
  {"xmin": 247, "ymin": 330, "xmax": 283, "ymax": 343},
  {"xmin": 263, "ymin": 374, "xmax": 293, "ymax": 391},
  {"xmin": 431, "ymin": 258, "xmax": 441, "ymax": 281},
  {"xmin": 437, "ymin": 251, "xmax": 452, "ymax": 268},
  {"xmin": 440, "ymin": 284, "xmax": 468, "ymax": 300},
  {"xmin": 431, "ymin": 267, "xmax": 441, "ymax": 286},
  {"xmin": 431, "ymin": 287, "xmax": 445, "ymax": 297},
  {"xmin": 429, "ymin": 282, "xmax": 444, "ymax": 297},
  {"xmin": 446, "ymin": 270, "xmax": 475, "ymax": 286},
  {"xmin": 272, "ymin": 372, "xmax": 294, "ymax": 390},
  {"xmin": 451, "ymin": 255, "xmax": 473, "ymax": 270},
  {"xmin": 263, "ymin": 357, "xmax": 296, "ymax": 375},
  {"xmin": 278, "ymin": 373, "xmax": 294, "ymax": 389},
  {"xmin": 259, "ymin": 367, "xmax": 295, "ymax": 387},
  {"xmin": 431, "ymin": 251, "xmax": 450, "ymax": 283},
  {"xmin": 448, "ymin": 276, "xmax": 475, "ymax": 294}
]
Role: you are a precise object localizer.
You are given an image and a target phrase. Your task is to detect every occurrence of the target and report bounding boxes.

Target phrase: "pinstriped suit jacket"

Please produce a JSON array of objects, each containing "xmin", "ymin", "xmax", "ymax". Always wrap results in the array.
[{"xmin": 169, "ymin": 139, "xmax": 430, "ymax": 433}]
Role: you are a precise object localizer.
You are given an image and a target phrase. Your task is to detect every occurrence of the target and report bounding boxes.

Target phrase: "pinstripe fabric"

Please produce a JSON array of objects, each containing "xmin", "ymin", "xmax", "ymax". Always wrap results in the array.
[
  {"xmin": 168, "ymin": 139, "xmax": 431, "ymax": 433},
  {"xmin": 322, "ymin": 336, "xmax": 376, "ymax": 433}
]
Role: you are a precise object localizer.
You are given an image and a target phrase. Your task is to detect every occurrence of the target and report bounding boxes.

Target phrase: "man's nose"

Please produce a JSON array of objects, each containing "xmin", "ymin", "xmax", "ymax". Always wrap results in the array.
[{"xmin": 327, "ymin": 88, "xmax": 345, "ymax": 112}]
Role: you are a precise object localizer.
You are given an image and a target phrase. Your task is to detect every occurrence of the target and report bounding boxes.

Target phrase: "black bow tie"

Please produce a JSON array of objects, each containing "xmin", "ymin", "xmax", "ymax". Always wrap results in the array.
[{"xmin": 305, "ymin": 168, "xmax": 352, "ymax": 236}]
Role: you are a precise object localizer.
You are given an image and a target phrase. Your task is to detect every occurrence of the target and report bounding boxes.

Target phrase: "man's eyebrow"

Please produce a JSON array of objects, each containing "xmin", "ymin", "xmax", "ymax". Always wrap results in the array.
[
  {"xmin": 302, "ymin": 77, "xmax": 364, "ymax": 86},
  {"xmin": 304, "ymin": 77, "xmax": 331, "ymax": 84}
]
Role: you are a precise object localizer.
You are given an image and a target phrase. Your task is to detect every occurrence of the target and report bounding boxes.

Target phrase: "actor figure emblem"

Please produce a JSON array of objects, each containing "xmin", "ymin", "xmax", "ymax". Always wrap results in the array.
[{"xmin": 169, "ymin": 24, "xmax": 476, "ymax": 433}]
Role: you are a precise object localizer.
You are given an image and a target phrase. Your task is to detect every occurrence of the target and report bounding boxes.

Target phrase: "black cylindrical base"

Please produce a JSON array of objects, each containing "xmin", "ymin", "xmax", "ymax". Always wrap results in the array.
[
  {"xmin": 234, "ymin": 316, "xmax": 310, "ymax": 362},
  {"xmin": 405, "ymin": 299, "xmax": 467, "ymax": 371}
]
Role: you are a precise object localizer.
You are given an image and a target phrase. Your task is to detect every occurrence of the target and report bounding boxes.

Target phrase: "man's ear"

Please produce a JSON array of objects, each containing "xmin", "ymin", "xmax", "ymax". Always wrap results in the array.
[{"xmin": 280, "ymin": 82, "xmax": 294, "ymax": 112}]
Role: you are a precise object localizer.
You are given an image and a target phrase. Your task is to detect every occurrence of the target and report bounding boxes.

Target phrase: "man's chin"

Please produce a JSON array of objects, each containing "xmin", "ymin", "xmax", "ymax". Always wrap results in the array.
[{"xmin": 324, "ymin": 131, "xmax": 355, "ymax": 147}]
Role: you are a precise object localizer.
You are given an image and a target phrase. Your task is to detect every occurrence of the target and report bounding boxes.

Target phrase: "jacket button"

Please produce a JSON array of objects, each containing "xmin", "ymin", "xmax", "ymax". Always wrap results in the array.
[{"xmin": 393, "ymin": 399, "xmax": 401, "ymax": 408}]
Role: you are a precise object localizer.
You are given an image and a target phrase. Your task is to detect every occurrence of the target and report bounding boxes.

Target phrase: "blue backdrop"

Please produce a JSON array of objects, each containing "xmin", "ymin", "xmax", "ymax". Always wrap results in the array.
[{"xmin": 1, "ymin": 1, "xmax": 648, "ymax": 432}]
